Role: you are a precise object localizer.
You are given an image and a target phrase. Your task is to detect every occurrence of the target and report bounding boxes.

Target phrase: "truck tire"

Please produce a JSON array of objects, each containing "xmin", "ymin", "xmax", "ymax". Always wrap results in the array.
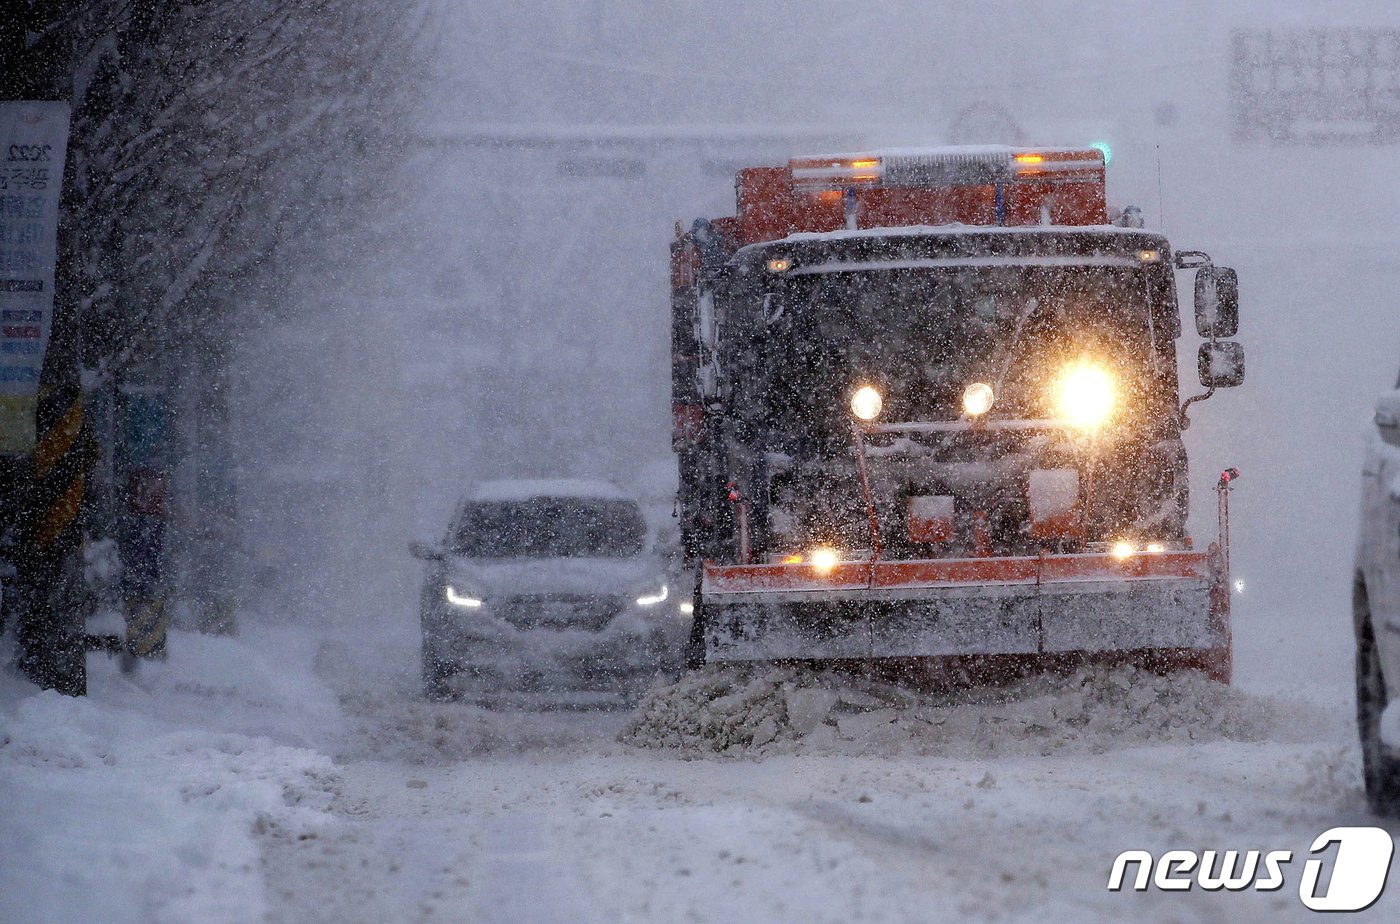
[{"xmin": 1357, "ymin": 589, "xmax": 1400, "ymax": 817}]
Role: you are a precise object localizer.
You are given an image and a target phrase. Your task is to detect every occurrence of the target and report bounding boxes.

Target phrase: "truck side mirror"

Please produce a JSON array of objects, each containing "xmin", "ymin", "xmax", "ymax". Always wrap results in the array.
[
  {"xmin": 1194, "ymin": 266, "xmax": 1239, "ymax": 338},
  {"xmin": 1198, "ymin": 341, "xmax": 1244, "ymax": 389},
  {"xmin": 409, "ymin": 540, "xmax": 445, "ymax": 561},
  {"xmin": 1377, "ymin": 391, "xmax": 1400, "ymax": 447}
]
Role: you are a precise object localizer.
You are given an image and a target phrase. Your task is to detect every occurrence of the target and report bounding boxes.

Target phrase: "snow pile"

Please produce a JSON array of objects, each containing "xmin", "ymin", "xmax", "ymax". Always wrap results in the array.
[
  {"xmin": 620, "ymin": 663, "xmax": 1283, "ymax": 758},
  {"xmin": 0, "ymin": 628, "xmax": 344, "ymax": 924}
]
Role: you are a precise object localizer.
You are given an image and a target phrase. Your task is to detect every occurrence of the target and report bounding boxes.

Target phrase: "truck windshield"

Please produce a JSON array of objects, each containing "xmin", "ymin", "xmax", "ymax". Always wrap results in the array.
[
  {"xmin": 453, "ymin": 498, "xmax": 647, "ymax": 558},
  {"xmin": 756, "ymin": 263, "xmax": 1157, "ymax": 436}
]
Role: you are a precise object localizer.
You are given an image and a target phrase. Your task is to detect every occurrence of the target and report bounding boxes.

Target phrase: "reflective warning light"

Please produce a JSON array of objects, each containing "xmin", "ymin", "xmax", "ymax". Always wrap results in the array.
[
  {"xmin": 766, "ymin": 257, "xmax": 791, "ymax": 272},
  {"xmin": 781, "ymin": 554, "xmax": 803, "ymax": 564},
  {"xmin": 790, "ymin": 147, "xmax": 1105, "ymax": 191}
]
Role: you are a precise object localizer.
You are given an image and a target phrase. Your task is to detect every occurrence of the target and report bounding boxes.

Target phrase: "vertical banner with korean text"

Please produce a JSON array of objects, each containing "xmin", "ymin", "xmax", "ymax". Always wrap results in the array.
[{"xmin": 0, "ymin": 101, "xmax": 70, "ymax": 453}]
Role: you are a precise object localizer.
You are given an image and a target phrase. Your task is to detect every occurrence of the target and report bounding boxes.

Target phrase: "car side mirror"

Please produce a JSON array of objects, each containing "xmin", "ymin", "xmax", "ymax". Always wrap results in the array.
[
  {"xmin": 409, "ymin": 540, "xmax": 445, "ymax": 561},
  {"xmin": 1377, "ymin": 392, "xmax": 1400, "ymax": 447},
  {"xmin": 1194, "ymin": 266, "xmax": 1239, "ymax": 338},
  {"xmin": 1198, "ymin": 341, "xmax": 1244, "ymax": 389}
]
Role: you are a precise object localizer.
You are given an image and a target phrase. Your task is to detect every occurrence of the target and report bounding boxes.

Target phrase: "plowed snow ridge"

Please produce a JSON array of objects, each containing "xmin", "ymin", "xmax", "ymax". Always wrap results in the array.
[{"xmin": 620, "ymin": 665, "xmax": 1296, "ymax": 758}]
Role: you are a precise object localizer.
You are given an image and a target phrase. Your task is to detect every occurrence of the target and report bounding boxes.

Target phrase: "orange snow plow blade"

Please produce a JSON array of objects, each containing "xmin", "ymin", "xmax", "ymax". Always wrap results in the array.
[{"xmin": 699, "ymin": 548, "xmax": 1231, "ymax": 682}]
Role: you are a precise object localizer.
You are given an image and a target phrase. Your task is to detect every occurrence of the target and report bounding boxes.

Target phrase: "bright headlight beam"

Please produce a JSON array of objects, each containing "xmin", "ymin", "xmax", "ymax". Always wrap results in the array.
[
  {"xmin": 963, "ymin": 382, "xmax": 994, "ymax": 417},
  {"xmin": 808, "ymin": 547, "xmax": 839, "ymax": 573},
  {"xmin": 636, "ymin": 584, "xmax": 669, "ymax": 607},
  {"xmin": 1054, "ymin": 361, "xmax": 1116, "ymax": 430},
  {"xmin": 445, "ymin": 586, "xmax": 483, "ymax": 608},
  {"xmin": 850, "ymin": 385, "xmax": 883, "ymax": 421}
]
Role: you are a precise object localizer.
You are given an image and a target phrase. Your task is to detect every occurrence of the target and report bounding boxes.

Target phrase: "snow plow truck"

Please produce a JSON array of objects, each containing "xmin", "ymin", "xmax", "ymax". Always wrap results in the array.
[{"xmin": 671, "ymin": 145, "xmax": 1242, "ymax": 683}]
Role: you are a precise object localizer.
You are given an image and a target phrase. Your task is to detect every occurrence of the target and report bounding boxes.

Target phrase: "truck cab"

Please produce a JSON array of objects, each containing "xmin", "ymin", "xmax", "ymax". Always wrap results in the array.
[{"xmin": 672, "ymin": 147, "xmax": 1242, "ymax": 679}]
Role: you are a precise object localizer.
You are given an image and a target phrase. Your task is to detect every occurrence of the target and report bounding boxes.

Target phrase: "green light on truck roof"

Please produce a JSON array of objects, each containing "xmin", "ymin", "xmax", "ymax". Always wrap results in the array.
[{"xmin": 1090, "ymin": 141, "xmax": 1112, "ymax": 165}]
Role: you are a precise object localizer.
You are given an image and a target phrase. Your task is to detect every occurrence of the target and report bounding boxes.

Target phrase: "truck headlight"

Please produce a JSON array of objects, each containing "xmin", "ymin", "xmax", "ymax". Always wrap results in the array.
[
  {"xmin": 444, "ymin": 586, "xmax": 483, "ymax": 608},
  {"xmin": 850, "ymin": 385, "xmax": 883, "ymax": 421},
  {"xmin": 636, "ymin": 583, "xmax": 669, "ymax": 607},
  {"xmin": 1053, "ymin": 361, "xmax": 1115, "ymax": 430},
  {"xmin": 808, "ymin": 546, "xmax": 839, "ymax": 573},
  {"xmin": 962, "ymin": 382, "xmax": 994, "ymax": 416}
]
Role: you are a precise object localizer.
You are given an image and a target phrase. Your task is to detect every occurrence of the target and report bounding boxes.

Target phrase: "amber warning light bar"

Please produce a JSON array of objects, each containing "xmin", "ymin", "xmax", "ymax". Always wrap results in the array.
[{"xmin": 789, "ymin": 146, "xmax": 1105, "ymax": 191}]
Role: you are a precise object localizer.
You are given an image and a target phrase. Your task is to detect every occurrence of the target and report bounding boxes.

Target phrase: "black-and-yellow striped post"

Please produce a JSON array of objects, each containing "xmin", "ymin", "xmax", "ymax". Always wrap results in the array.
[
  {"xmin": 123, "ymin": 593, "xmax": 168, "ymax": 662},
  {"xmin": 31, "ymin": 391, "xmax": 86, "ymax": 546},
  {"xmin": 15, "ymin": 379, "xmax": 95, "ymax": 695}
]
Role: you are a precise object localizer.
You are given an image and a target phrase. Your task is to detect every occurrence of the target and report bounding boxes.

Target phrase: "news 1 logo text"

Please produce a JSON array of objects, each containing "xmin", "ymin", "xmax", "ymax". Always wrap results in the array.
[{"xmin": 1108, "ymin": 827, "xmax": 1394, "ymax": 912}]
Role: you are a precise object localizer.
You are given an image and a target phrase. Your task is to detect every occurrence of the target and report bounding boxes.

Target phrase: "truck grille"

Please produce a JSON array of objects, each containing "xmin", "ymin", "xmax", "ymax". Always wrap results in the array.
[{"xmin": 493, "ymin": 594, "xmax": 625, "ymax": 632}]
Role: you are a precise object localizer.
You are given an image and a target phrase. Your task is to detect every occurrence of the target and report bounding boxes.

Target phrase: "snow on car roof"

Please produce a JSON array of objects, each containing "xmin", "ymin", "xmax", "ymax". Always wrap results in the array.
[{"xmin": 469, "ymin": 478, "xmax": 634, "ymax": 503}]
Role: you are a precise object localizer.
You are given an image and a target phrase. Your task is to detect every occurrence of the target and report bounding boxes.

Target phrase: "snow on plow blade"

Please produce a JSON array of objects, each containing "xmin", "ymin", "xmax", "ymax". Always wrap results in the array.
[{"xmin": 700, "ymin": 550, "xmax": 1229, "ymax": 676}]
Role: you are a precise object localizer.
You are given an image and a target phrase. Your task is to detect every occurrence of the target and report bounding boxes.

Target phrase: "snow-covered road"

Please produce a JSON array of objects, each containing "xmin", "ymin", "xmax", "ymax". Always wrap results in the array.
[
  {"xmin": 266, "ymin": 735, "xmax": 1390, "ymax": 924},
  {"xmin": 6, "ymin": 623, "xmax": 1393, "ymax": 924}
]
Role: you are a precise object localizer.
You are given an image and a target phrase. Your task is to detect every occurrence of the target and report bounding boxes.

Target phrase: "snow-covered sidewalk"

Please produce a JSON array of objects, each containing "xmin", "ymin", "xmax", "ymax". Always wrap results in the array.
[{"xmin": 0, "ymin": 628, "xmax": 344, "ymax": 924}]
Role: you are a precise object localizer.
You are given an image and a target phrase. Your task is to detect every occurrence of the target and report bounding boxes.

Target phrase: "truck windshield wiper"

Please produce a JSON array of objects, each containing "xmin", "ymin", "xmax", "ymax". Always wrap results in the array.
[{"xmin": 989, "ymin": 295, "xmax": 1042, "ymax": 400}]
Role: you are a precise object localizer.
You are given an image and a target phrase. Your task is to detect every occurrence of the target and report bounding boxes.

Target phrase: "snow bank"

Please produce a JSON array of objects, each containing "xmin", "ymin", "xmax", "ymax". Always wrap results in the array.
[
  {"xmin": 620, "ymin": 664, "xmax": 1286, "ymax": 758},
  {"xmin": 0, "ymin": 627, "xmax": 343, "ymax": 924}
]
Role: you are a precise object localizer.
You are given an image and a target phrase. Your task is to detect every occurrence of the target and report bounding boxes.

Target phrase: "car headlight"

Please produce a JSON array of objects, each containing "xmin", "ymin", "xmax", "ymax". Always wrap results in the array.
[
  {"xmin": 444, "ymin": 585, "xmax": 483, "ymax": 609},
  {"xmin": 636, "ymin": 583, "xmax": 669, "ymax": 607},
  {"xmin": 1053, "ymin": 361, "xmax": 1116, "ymax": 431},
  {"xmin": 850, "ymin": 385, "xmax": 883, "ymax": 421}
]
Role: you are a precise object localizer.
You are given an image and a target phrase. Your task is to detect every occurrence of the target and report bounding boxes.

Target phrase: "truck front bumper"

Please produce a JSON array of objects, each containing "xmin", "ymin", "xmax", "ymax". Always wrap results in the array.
[{"xmin": 699, "ymin": 549, "xmax": 1230, "ymax": 680}]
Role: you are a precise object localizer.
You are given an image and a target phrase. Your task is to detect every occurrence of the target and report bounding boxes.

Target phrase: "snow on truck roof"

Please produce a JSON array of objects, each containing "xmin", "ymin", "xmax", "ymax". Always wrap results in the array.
[
  {"xmin": 790, "ymin": 144, "xmax": 1094, "ymax": 161},
  {"xmin": 469, "ymin": 478, "xmax": 634, "ymax": 503},
  {"xmin": 739, "ymin": 223, "xmax": 1165, "ymax": 253}
]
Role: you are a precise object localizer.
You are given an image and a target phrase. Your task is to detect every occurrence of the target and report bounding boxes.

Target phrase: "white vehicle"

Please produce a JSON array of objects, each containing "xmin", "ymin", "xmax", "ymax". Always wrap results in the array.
[
  {"xmin": 411, "ymin": 479, "xmax": 688, "ymax": 704},
  {"xmin": 1356, "ymin": 375, "xmax": 1400, "ymax": 816}
]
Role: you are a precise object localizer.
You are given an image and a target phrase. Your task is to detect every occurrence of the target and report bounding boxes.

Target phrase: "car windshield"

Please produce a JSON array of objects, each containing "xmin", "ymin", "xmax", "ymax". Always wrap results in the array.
[
  {"xmin": 452, "ymin": 497, "xmax": 647, "ymax": 558},
  {"xmin": 756, "ymin": 263, "xmax": 1156, "ymax": 438}
]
